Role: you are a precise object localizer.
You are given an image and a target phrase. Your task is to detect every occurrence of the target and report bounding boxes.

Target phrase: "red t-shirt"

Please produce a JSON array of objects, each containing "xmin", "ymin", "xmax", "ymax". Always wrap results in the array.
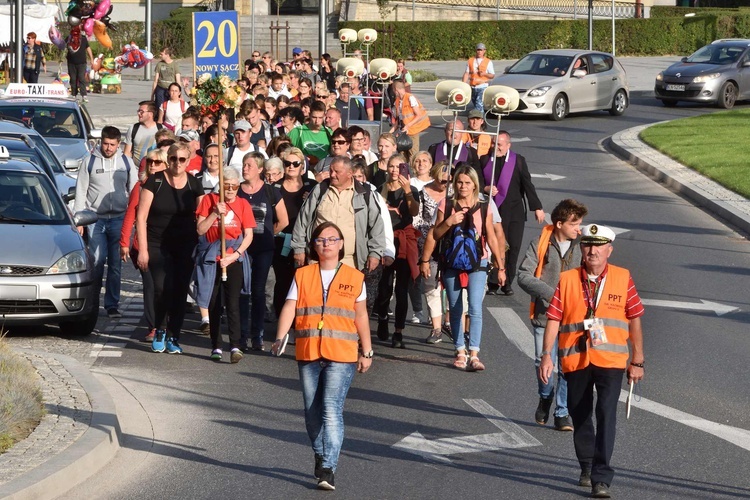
[
  {"xmin": 196, "ymin": 193, "xmax": 257, "ymax": 243},
  {"xmin": 186, "ymin": 155, "xmax": 203, "ymax": 176}
]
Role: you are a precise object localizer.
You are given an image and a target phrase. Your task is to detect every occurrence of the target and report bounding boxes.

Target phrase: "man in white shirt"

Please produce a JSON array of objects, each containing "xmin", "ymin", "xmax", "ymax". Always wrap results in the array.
[{"xmin": 225, "ymin": 119, "xmax": 267, "ymax": 175}]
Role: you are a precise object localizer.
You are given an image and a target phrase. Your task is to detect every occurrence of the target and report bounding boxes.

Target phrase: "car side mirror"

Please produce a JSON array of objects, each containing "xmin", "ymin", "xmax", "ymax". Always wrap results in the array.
[
  {"xmin": 73, "ymin": 209, "xmax": 98, "ymax": 227},
  {"xmin": 572, "ymin": 69, "xmax": 587, "ymax": 78},
  {"xmin": 681, "ymin": 57, "xmax": 688, "ymax": 63},
  {"xmin": 64, "ymin": 158, "xmax": 81, "ymax": 172},
  {"xmin": 743, "ymin": 60, "xmax": 750, "ymax": 67},
  {"xmin": 63, "ymin": 186, "xmax": 76, "ymax": 203},
  {"xmin": 89, "ymin": 129, "xmax": 102, "ymax": 139},
  {"xmin": 504, "ymin": 66, "xmax": 511, "ymax": 74}
]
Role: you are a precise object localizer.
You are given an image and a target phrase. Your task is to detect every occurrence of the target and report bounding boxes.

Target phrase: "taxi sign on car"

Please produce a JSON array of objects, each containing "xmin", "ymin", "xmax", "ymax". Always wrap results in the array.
[{"xmin": 2, "ymin": 83, "xmax": 69, "ymax": 98}]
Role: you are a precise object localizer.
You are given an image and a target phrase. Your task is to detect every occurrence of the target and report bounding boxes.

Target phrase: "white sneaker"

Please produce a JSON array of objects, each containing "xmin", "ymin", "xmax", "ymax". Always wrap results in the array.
[{"xmin": 410, "ymin": 311, "xmax": 428, "ymax": 324}]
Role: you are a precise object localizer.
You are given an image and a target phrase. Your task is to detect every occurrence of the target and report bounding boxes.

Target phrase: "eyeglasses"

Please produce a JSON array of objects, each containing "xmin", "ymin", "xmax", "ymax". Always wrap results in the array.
[
  {"xmin": 168, "ymin": 156, "xmax": 189, "ymax": 164},
  {"xmin": 223, "ymin": 184, "xmax": 239, "ymax": 191},
  {"xmin": 283, "ymin": 160, "xmax": 302, "ymax": 168},
  {"xmin": 314, "ymin": 237, "xmax": 342, "ymax": 246},
  {"xmin": 252, "ymin": 53, "xmax": 260, "ymax": 57},
  {"xmin": 156, "ymin": 140, "xmax": 175, "ymax": 148},
  {"xmin": 317, "ymin": 94, "xmax": 330, "ymax": 98},
  {"xmin": 439, "ymin": 179, "xmax": 449, "ymax": 185},
  {"xmin": 137, "ymin": 109, "xmax": 149, "ymax": 114},
  {"xmin": 146, "ymin": 159, "xmax": 165, "ymax": 165},
  {"xmin": 351, "ymin": 137, "xmax": 364, "ymax": 142},
  {"xmin": 331, "ymin": 140, "xmax": 348, "ymax": 145}
]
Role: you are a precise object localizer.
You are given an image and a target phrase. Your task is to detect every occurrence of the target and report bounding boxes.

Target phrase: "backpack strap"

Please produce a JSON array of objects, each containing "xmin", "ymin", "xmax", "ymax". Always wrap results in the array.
[
  {"xmin": 131, "ymin": 123, "xmax": 141, "ymax": 145},
  {"xmin": 226, "ymin": 146, "xmax": 236, "ymax": 165},
  {"xmin": 86, "ymin": 154, "xmax": 96, "ymax": 175}
]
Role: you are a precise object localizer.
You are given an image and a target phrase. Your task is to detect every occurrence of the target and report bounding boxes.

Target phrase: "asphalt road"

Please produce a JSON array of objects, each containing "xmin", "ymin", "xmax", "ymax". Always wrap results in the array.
[{"xmin": 55, "ymin": 95, "xmax": 750, "ymax": 499}]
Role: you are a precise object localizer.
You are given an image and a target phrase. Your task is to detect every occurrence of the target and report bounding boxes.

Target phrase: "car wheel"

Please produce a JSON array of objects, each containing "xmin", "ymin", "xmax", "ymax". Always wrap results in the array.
[
  {"xmin": 609, "ymin": 89, "xmax": 628, "ymax": 116},
  {"xmin": 660, "ymin": 99, "xmax": 678, "ymax": 107},
  {"xmin": 550, "ymin": 94, "xmax": 567, "ymax": 121},
  {"xmin": 59, "ymin": 313, "xmax": 97, "ymax": 337},
  {"xmin": 717, "ymin": 81, "xmax": 737, "ymax": 109}
]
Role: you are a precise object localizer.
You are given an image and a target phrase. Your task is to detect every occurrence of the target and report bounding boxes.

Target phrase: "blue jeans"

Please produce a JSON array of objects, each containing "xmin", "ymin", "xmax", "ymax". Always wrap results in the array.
[
  {"xmin": 298, "ymin": 360, "xmax": 356, "ymax": 472},
  {"xmin": 240, "ymin": 250, "xmax": 273, "ymax": 347},
  {"xmin": 89, "ymin": 215, "xmax": 124, "ymax": 311},
  {"xmin": 471, "ymin": 86, "xmax": 486, "ymax": 113},
  {"xmin": 533, "ymin": 325, "xmax": 568, "ymax": 418},
  {"xmin": 442, "ymin": 260, "xmax": 487, "ymax": 352}
]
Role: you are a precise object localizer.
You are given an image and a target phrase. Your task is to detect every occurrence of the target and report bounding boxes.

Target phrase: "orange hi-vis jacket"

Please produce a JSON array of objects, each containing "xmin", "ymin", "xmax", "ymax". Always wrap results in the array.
[
  {"xmin": 557, "ymin": 265, "xmax": 632, "ymax": 373},
  {"xmin": 468, "ymin": 57, "xmax": 491, "ymax": 87},
  {"xmin": 294, "ymin": 263, "xmax": 364, "ymax": 363},
  {"xmin": 395, "ymin": 92, "xmax": 430, "ymax": 136},
  {"xmin": 462, "ymin": 132, "xmax": 492, "ymax": 158},
  {"xmin": 529, "ymin": 224, "xmax": 554, "ymax": 319}
]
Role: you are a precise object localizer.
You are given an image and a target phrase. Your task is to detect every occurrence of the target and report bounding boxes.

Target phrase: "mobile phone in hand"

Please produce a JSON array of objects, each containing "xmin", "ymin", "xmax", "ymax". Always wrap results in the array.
[{"xmin": 398, "ymin": 162, "xmax": 410, "ymax": 179}]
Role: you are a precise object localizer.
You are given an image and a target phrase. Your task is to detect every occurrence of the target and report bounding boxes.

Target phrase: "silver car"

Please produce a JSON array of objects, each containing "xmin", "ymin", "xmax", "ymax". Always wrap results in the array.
[
  {"xmin": 0, "ymin": 145, "xmax": 98, "ymax": 336},
  {"xmin": 491, "ymin": 49, "xmax": 629, "ymax": 120},
  {"xmin": 654, "ymin": 39, "xmax": 750, "ymax": 109}
]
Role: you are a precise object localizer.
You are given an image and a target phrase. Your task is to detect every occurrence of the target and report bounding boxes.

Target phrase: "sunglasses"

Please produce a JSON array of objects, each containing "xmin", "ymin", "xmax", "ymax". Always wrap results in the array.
[
  {"xmin": 168, "ymin": 156, "xmax": 189, "ymax": 164},
  {"xmin": 440, "ymin": 179, "xmax": 449, "ymax": 185},
  {"xmin": 156, "ymin": 140, "xmax": 175, "ymax": 148},
  {"xmin": 331, "ymin": 140, "xmax": 348, "ymax": 145},
  {"xmin": 283, "ymin": 160, "xmax": 302, "ymax": 168},
  {"xmin": 146, "ymin": 159, "xmax": 165, "ymax": 165},
  {"xmin": 223, "ymin": 184, "xmax": 239, "ymax": 191}
]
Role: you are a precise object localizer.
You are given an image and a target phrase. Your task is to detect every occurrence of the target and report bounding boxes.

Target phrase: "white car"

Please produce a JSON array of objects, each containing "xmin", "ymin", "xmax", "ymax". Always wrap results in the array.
[{"xmin": 491, "ymin": 49, "xmax": 630, "ymax": 120}]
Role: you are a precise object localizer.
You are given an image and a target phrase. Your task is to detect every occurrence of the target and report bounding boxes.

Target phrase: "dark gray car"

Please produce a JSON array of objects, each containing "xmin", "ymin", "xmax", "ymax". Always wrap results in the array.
[{"xmin": 654, "ymin": 39, "xmax": 750, "ymax": 108}]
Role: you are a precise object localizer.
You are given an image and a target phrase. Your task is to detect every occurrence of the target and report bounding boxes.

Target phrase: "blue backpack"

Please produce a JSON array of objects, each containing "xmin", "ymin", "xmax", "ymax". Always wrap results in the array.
[{"xmin": 441, "ymin": 200, "xmax": 488, "ymax": 272}]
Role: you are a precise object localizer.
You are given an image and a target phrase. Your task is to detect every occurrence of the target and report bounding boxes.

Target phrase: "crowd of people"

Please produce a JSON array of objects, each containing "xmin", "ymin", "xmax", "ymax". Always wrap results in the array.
[{"xmin": 72, "ymin": 45, "xmax": 645, "ymax": 496}]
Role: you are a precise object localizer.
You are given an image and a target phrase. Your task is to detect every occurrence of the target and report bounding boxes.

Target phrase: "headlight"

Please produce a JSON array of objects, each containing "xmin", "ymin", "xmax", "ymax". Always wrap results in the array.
[
  {"xmin": 693, "ymin": 73, "xmax": 721, "ymax": 83},
  {"xmin": 656, "ymin": 72, "xmax": 663, "ymax": 81},
  {"xmin": 47, "ymin": 250, "xmax": 88, "ymax": 274},
  {"xmin": 528, "ymin": 86, "xmax": 551, "ymax": 97}
]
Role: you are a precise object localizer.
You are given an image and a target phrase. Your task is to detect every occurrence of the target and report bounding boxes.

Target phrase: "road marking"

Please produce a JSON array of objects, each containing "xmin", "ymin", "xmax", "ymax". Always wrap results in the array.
[
  {"xmin": 92, "ymin": 351, "xmax": 123, "ymax": 358},
  {"xmin": 640, "ymin": 298, "xmax": 738, "ymax": 316},
  {"xmin": 530, "ymin": 173, "xmax": 566, "ymax": 181},
  {"xmin": 392, "ymin": 398, "xmax": 541, "ymax": 464},
  {"xmin": 489, "ymin": 306, "xmax": 750, "ymax": 453}
]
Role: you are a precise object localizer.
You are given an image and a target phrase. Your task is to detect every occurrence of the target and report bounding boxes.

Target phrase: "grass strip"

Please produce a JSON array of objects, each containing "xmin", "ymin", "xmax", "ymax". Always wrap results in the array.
[
  {"xmin": 0, "ymin": 336, "xmax": 45, "ymax": 454},
  {"xmin": 411, "ymin": 69, "xmax": 439, "ymax": 83},
  {"xmin": 640, "ymin": 109, "xmax": 750, "ymax": 199}
]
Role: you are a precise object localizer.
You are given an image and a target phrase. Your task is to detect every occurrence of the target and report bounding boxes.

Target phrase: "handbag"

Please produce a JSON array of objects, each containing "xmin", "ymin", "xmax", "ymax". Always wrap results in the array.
[{"xmin": 394, "ymin": 131, "xmax": 413, "ymax": 152}]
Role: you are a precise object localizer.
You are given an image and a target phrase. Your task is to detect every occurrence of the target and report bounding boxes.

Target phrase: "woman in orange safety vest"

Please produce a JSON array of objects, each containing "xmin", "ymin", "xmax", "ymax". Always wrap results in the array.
[{"xmin": 271, "ymin": 222, "xmax": 373, "ymax": 491}]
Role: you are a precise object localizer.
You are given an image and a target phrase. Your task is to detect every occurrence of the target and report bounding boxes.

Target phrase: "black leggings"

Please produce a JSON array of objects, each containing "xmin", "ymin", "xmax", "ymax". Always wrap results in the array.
[
  {"xmin": 68, "ymin": 62, "xmax": 87, "ymax": 97},
  {"xmin": 208, "ymin": 260, "xmax": 243, "ymax": 350},
  {"xmin": 375, "ymin": 258, "xmax": 412, "ymax": 330},
  {"xmin": 148, "ymin": 243, "xmax": 195, "ymax": 339}
]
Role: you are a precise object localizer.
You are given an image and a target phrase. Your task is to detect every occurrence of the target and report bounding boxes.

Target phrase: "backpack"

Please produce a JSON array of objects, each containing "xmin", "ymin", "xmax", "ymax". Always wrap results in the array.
[
  {"xmin": 441, "ymin": 200, "xmax": 488, "ymax": 272},
  {"xmin": 131, "ymin": 122, "xmax": 164, "ymax": 145},
  {"xmin": 87, "ymin": 153, "xmax": 132, "ymax": 188}
]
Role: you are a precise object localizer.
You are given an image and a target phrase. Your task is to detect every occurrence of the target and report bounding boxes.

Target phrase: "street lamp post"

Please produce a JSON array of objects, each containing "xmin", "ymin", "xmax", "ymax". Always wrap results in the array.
[{"xmin": 14, "ymin": 0, "xmax": 23, "ymax": 83}]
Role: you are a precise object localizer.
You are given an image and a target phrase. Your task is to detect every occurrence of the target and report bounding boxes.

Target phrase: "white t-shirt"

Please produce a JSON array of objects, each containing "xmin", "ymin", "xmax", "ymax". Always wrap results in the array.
[
  {"xmin": 286, "ymin": 267, "xmax": 366, "ymax": 302},
  {"xmin": 224, "ymin": 144, "xmax": 268, "ymax": 176}
]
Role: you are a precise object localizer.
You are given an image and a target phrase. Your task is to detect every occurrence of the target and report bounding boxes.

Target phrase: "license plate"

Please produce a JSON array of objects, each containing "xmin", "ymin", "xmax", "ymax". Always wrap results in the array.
[
  {"xmin": 0, "ymin": 285, "xmax": 37, "ymax": 300},
  {"xmin": 666, "ymin": 84, "xmax": 686, "ymax": 91}
]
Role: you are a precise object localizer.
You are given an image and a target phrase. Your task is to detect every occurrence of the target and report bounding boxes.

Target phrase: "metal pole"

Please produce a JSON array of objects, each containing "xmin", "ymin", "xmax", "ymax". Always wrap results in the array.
[
  {"xmin": 145, "ymin": 0, "xmax": 152, "ymax": 81},
  {"xmin": 574, "ymin": 0, "xmax": 577, "ymax": 20},
  {"xmin": 319, "ymin": 0, "xmax": 326, "ymax": 58},
  {"xmin": 413, "ymin": 0, "xmax": 416, "ymax": 22},
  {"xmin": 14, "ymin": 0, "xmax": 23, "ymax": 83},
  {"xmin": 588, "ymin": 0, "xmax": 593, "ymax": 50},
  {"xmin": 251, "ymin": 0, "xmax": 255, "ymax": 54},
  {"xmin": 612, "ymin": 0, "xmax": 615, "ymax": 56},
  {"xmin": 496, "ymin": 0, "xmax": 499, "ymax": 21}
]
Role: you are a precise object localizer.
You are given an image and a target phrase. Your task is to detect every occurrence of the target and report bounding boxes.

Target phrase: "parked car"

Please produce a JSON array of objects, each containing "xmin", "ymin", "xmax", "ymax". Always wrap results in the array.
[
  {"xmin": 490, "ymin": 49, "xmax": 629, "ymax": 120},
  {"xmin": 0, "ymin": 117, "xmax": 77, "ymax": 200},
  {"xmin": 0, "ymin": 84, "xmax": 100, "ymax": 172},
  {"xmin": 654, "ymin": 39, "xmax": 750, "ymax": 109},
  {"xmin": 0, "ymin": 145, "xmax": 98, "ymax": 336}
]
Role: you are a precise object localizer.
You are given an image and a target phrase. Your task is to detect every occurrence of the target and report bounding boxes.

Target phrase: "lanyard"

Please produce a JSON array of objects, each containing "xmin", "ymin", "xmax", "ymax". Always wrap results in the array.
[
  {"xmin": 580, "ymin": 266, "xmax": 606, "ymax": 318},
  {"xmin": 318, "ymin": 263, "xmax": 342, "ymax": 331}
]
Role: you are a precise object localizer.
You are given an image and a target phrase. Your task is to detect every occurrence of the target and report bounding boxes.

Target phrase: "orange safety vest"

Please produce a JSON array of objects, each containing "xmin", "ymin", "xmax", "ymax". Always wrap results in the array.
[
  {"xmin": 557, "ymin": 265, "xmax": 631, "ymax": 373},
  {"xmin": 468, "ymin": 57, "xmax": 491, "ymax": 87},
  {"xmin": 294, "ymin": 263, "xmax": 364, "ymax": 363},
  {"xmin": 395, "ymin": 92, "xmax": 430, "ymax": 136},
  {"xmin": 529, "ymin": 224, "xmax": 554, "ymax": 319},
  {"xmin": 462, "ymin": 132, "xmax": 492, "ymax": 158}
]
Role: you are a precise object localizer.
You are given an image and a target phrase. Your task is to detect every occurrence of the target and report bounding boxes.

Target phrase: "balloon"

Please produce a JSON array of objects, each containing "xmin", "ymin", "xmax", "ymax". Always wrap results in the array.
[
  {"xmin": 83, "ymin": 18, "xmax": 95, "ymax": 37},
  {"xmin": 79, "ymin": 0, "xmax": 96, "ymax": 18},
  {"xmin": 91, "ymin": 53, "xmax": 103, "ymax": 71},
  {"xmin": 48, "ymin": 26, "xmax": 66, "ymax": 50},
  {"xmin": 68, "ymin": 6, "xmax": 82, "ymax": 18},
  {"xmin": 93, "ymin": 20, "xmax": 112, "ymax": 49},
  {"xmin": 68, "ymin": 15, "xmax": 82, "ymax": 26},
  {"xmin": 94, "ymin": 0, "xmax": 110, "ymax": 20}
]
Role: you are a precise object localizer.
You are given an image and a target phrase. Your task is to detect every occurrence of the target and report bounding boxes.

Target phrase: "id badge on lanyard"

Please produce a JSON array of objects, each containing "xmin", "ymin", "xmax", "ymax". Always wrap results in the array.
[{"xmin": 583, "ymin": 277, "xmax": 608, "ymax": 346}]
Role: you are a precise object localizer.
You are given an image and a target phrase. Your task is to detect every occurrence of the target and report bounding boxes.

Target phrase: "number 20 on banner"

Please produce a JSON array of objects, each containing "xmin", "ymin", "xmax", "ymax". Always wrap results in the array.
[{"xmin": 192, "ymin": 11, "xmax": 242, "ymax": 80}]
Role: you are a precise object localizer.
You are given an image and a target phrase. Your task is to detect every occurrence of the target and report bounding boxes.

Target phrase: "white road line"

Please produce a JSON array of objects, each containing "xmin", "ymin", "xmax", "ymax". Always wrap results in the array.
[
  {"xmin": 489, "ymin": 306, "xmax": 750, "ymax": 453},
  {"xmin": 640, "ymin": 298, "xmax": 738, "ymax": 316},
  {"xmin": 91, "ymin": 351, "xmax": 123, "ymax": 358}
]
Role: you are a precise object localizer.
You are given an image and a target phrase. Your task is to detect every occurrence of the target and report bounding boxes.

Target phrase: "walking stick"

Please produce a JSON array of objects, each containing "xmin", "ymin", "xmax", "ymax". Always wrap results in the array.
[{"xmin": 218, "ymin": 124, "xmax": 227, "ymax": 281}]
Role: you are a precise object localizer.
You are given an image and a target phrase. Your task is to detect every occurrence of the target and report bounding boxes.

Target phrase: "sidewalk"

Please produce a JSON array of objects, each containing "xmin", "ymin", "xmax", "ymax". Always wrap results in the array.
[{"xmin": 2, "ymin": 54, "xmax": 748, "ymax": 500}]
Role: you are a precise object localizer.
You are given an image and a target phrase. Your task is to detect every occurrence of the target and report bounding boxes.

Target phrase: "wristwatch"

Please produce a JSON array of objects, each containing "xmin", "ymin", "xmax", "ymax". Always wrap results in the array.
[
  {"xmin": 360, "ymin": 349, "xmax": 374, "ymax": 359},
  {"xmin": 541, "ymin": 350, "xmax": 552, "ymax": 357}
]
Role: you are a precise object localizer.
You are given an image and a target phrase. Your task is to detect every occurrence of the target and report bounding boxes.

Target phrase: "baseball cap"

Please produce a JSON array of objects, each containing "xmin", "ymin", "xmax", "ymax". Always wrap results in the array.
[
  {"xmin": 292, "ymin": 47, "xmax": 303, "ymax": 55},
  {"xmin": 580, "ymin": 224, "xmax": 616, "ymax": 245},
  {"xmin": 468, "ymin": 109, "xmax": 484, "ymax": 119},
  {"xmin": 178, "ymin": 130, "xmax": 200, "ymax": 142},
  {"xmin": 476, "ymin": 43, "xmax": 486, "ymax": 50},
  {"xmin": 233, "ymin": 119, "xmax": 251, "ymax": 132}
]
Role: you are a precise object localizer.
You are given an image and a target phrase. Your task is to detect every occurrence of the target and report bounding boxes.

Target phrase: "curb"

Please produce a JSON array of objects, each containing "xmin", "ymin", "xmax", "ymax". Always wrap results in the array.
[
  {"xmin": 0, "ymin": 351, "xmax": 121, "ymax": 500},
  {"xmin": 607, "ymin": 124, "xmax": 750, "ymax": 238}
]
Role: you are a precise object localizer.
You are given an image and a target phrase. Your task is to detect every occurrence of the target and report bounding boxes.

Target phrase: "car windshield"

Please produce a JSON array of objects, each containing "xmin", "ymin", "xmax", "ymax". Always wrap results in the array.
[
  {"xmin": 0, "ymin": 170, "xmax": 68, "ymax": 224},
  {"xmin": 0, "ymin": 105, "xmax": 84, "ymax": 139},
  {"xmin": 508, "ymin": 54, "xmax": 574, "ymax": 76},
  {"xmin": 26, "ymin": 135, "xmax": 66, "ymax": 174},
  {"xmin": 687, "ymin": 45, "xmax": 745, "ymax": 65}
]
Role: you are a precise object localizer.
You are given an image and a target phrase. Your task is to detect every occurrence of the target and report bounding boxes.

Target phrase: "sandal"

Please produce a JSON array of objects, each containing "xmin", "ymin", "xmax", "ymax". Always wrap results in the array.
[
  {"xmin": 453, "ymin": 351, "xmax": 467, "ymax": 370},
  {"xmin": 467, "ymin": 356, "xmax": 485, "ymax": 372}
]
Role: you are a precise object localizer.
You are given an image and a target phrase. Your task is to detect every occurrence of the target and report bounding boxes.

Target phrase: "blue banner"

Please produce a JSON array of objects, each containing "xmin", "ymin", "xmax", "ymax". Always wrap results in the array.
[{"xmin": 192, "ymin": 11, "xmax": 242, "ymax": 80}]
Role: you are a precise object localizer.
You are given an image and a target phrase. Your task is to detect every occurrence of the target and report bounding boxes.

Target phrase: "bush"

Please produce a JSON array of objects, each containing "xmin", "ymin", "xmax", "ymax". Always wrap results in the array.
[
  {"xmin": 340, "ymin": 12, "xmax": 750, "ymax": 61},
  {"xmin": 0, "ymin": 339, "xmax": 45, "ymax": 454}
]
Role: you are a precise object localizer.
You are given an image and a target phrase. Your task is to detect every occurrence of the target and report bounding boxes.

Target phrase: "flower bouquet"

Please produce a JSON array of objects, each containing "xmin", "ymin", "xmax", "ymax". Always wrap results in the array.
[{"xmin": 189, "ymin": 73, "xmax": 242, "ymax": 115}]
